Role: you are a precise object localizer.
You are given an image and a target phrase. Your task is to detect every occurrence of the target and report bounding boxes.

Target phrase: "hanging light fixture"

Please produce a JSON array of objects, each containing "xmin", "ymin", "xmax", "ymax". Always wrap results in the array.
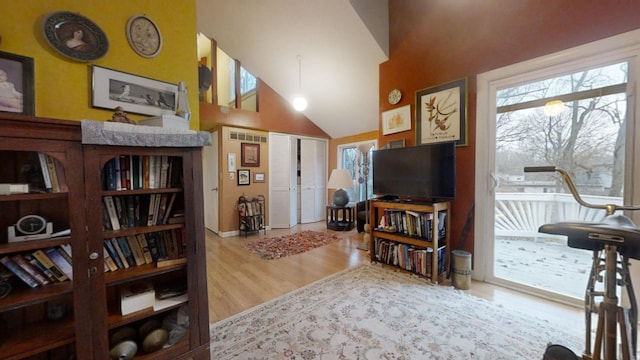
[{"xmin": 292, "ymin": 55, "xmax": 307, "ymax": 111}]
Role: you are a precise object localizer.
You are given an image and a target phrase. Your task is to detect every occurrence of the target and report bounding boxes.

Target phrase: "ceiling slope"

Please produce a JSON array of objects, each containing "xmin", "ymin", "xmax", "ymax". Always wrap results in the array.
[{"xmin": 196, "ymin": 0, "xmax": 389, "ymax": 138}]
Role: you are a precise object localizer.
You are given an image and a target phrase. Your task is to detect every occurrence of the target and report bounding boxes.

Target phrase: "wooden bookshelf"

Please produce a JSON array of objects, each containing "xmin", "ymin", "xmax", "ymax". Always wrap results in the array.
[
  {"xmin": 369, "ymin": 199, "xmax": 451, "ymax": 282},
  {"xmin": 0, "ymin": 114, "xmax": 210, "ymax": 359}
]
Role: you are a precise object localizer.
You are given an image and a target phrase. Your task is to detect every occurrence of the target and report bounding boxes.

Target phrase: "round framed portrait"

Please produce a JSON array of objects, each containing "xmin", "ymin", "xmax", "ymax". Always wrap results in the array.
[
  {"xmin": 126, "ymin": 14, "xmax": 163, "ymax": 58},
  {"xmin": 42, "ymin": 11, "xmax": 109, "ymax": 62}
]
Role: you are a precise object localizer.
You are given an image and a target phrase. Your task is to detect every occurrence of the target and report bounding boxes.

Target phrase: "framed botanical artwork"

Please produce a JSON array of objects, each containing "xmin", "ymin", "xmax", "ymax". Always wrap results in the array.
[
  {"xmin": 416, "ymin": 78, "xmax": 467, "ymax": 146},
  {"xmin": 91, "ymin": 65, "xmax": 177, "ymax": 116},
  {"xmin": 0, "ymin": 51, "xmax": 34, "ymax": 116},
  {"xmin": 382, "ymin": 104, "xmax": 411, "ymax": 135},
  {"xmin": 241, "ymin": 143, "xmax": 260, "ymax": 167},
  {"xmin": 237, "ymin": 169, "xmax": 250, "ymax": 186},
  {"xmin": 254, "ymin": 172, "xmax": 265, "ymax": 183},
  {"xmin": 42, "ymin": 11, "xmax": 109, "ymax": 62}
]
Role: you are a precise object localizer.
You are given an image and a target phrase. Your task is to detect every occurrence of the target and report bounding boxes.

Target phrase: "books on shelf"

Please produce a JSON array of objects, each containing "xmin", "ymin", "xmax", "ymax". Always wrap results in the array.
[
  {"xmin": 0, "ymin": 256, "xmax": 39, "ymax": 288},
  {"xmin": 32, "ymin": 249, "xmax": 69, "ymax": 282},
  {"xmin": 44, "ymin": 247, "xmax": 73, "ymax": 280},
  {"xmin": 103, "ymin": 196, "xmax": 121, "ymax": 231},
  {"xmin": 103, "ymin": 155, "xmax": 182, "ymax": 191}
]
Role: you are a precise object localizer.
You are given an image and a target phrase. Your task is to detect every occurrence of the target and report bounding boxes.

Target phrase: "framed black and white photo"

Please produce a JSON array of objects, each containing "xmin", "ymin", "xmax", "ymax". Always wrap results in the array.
[
  {"xmin": 416, "ymin": 78, "xmax": 467, "ymax": 146},
  {"xmin": 237, "ymin": 169, "xmax": 250, "ymax": 186},
  {"xmin": 254, "ymin": 172, "xmax": 265, "ymax": 183},
  {"xmin": 92, "ymin": 65, "xmax": 177, "ymax": 116},
  {"xmin": 0, "ymin": 51, "xmax": 34, "ymax": 116}
]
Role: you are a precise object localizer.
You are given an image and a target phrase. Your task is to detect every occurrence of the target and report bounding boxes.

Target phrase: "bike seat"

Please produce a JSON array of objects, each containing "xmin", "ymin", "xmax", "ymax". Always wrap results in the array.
[{"xmin": 538, "ymin": 214, "xmax": 640, "ymax": 259}]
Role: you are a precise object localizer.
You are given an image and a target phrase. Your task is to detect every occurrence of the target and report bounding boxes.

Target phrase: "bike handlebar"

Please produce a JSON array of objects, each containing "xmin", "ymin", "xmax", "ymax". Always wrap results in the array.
[{"xmin": 524, "ymin": 166, "xmax": 640, "ymax": 216}]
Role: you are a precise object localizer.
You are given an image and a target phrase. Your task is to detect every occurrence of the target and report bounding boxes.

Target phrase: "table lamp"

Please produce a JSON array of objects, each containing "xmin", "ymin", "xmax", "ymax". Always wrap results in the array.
[{"xmin": 327, "ymin": 169, "xmax": 353, "ymax": 207}]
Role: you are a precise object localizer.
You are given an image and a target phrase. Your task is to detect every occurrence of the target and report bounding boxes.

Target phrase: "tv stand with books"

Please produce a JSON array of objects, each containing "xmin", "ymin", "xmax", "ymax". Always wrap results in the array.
[{"xmin": 370, "ymin": 199, "xmax": 450, "ymax": 283}]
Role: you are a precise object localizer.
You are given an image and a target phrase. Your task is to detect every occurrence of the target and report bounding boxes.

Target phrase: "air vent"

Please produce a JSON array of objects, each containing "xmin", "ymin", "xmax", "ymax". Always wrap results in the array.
[{"xmin": 229, "ymin": 131, "xmax": 267, "ymax": 143}]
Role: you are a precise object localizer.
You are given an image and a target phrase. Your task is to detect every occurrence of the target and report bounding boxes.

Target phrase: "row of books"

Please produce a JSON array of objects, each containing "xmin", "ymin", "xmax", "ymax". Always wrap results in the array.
[
  {"xmin": 103, "ymin": 229, "xmax": 186, "ymax": 272},
  {"xmin": 373, "ymin": 237, "xmax": 446, "ymax": 277},
  {"xmin": 104, "ymin": 155, "xmax": 182, "ymax": 191},
  {"xmin": 377, "ymin": 209, "xmax": 447, "ymax": 241},
  {"xmin": 0, "ymin": 152, "xmax": 67, "ymax": 195},
  {"xmin": 0, "ymin": 245, "xmax": 73, "ymax": 288},
  {"xmin": 102, "ymin": 193, "xmax": 181, "ymax": 231}
]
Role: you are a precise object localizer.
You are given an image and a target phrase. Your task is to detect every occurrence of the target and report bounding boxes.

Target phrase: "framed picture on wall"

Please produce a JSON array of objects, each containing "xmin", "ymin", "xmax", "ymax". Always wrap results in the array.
[
  {"xmin": 241, "ymin": 143, "xmax": 260, "ymax": 167},
  {"xmin": 91, "ymin": 65, "xmax": 177, "ymax": 116},
  {"xmin": 382, "ymin": 105, "xmax": 411, "ymax": 135},
  {"xmin": 0, "ymin": 51, "xmax": 34, "ymax": 116},
  {"xmin": 237, "ymin": 169, "xmax": 250, "ymax": 186},
  {"xmin": 254, "ymin": 172, "xmax": 265, "ymax": 183},
  {"xmin": 416, "ymin": 78, "xmax": 468, "ymax": 146}
]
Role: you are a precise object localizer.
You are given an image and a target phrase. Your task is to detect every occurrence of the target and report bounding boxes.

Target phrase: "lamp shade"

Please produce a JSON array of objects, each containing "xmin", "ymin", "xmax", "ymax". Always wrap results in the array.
[
  {"xmin": 357, "ymin": 143, "xmax": 373, "ymax": 154},
  {"xmin": 327, "ymin": 169, "xmax": 353, "ymax": 206}
]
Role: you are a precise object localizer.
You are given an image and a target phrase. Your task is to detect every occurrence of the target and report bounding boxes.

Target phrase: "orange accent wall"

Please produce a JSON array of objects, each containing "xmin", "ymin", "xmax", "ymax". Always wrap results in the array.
[
  {"xmin": 382, "ymin": 1, "xmax": 640, "ymax": 253},
  {"xmin": 200, "ymin": 81, "xmax": 330, "ymax": 139}
]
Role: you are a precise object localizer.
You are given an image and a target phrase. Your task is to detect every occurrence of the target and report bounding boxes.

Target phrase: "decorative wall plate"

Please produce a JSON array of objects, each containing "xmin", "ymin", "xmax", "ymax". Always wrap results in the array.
[
  {"xmin": 42, "ymin": 11, "xmax": 109, "ymax": 62},
  {"xmin": 126, "ymin": 14, "xmax": 162, "ymax": 58},
  {"xmin": 388, "ymin": 88, "xmax": 402, "ymax": 105}
]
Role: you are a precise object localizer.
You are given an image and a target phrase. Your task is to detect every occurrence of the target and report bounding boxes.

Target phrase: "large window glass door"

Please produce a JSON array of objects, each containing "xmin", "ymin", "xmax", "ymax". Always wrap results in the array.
[
  {"xmin": 475, "ymin": 30, "xmax": 640, "ymax": 304},
  {"xmin": 494, "ymin": 62, "xmax": 627, "ymax": 300}
]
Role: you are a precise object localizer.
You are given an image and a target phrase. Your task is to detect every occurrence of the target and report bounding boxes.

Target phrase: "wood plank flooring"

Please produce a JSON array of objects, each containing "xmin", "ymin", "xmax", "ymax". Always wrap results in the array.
[{"xmin": 206, "ymin": 222, "xmax": 584, "ymax": 339}]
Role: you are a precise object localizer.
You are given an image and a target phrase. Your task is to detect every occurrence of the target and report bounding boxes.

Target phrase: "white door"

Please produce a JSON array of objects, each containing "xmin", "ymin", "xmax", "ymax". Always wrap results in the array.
[
  {"xmin": 202, "ymin": 131, "xmax": 219, "ymax": 233},
  {"xmin": 269, "ymin": 133, "xmax": 297, "ymax": 228},
  {"xmin": 300, "ymin": 138, "xmax": 327, "ymax": 223}
]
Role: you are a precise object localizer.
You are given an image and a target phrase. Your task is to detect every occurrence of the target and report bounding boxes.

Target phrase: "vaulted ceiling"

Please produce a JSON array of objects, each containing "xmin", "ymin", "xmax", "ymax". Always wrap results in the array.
[{"xmin": 196, "ymin": 0, "xmax": 389, "ymax": 139}]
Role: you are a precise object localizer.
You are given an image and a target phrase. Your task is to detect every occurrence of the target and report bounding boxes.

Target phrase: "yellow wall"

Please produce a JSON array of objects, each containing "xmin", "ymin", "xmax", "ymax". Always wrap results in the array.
[{"xmin": 0, "ymin": 1, "xmax": 200, "ymax": 128}]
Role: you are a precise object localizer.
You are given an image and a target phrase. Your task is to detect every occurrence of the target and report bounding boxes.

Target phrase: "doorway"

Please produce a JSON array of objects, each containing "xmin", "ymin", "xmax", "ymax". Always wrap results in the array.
[{"xmin": 475, "ymin": 30, "xmax": 640, "ymax": 304}]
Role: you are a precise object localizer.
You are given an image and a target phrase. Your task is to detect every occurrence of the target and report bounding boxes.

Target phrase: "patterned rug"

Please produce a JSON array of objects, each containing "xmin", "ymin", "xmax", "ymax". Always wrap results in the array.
[
  {"xmin": 244, "ymin": 230, "xmax": 341, "ymax": 260},
  {"xmin": 210, "ymin": 264, "xmax": 583, "ymax": 359}
]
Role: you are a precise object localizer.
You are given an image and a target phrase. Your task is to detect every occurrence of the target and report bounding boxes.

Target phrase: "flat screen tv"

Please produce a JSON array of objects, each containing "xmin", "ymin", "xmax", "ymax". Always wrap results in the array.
[{"xmin": 372, "ymin": 142, "xmax": 456, "ymax": 201}]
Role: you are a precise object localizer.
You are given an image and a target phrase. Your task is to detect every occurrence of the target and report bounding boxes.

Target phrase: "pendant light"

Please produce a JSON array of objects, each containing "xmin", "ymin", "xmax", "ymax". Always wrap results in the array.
[{"xmin": 292, "ymin": 55, "xmax": 307, "ymax": 111}]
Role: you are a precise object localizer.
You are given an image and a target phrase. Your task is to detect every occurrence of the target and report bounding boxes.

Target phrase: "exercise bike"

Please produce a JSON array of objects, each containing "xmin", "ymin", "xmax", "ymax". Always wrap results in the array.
[{"xmin": 524, "ymin": 166, "xmax": 639, "ymax": 360}]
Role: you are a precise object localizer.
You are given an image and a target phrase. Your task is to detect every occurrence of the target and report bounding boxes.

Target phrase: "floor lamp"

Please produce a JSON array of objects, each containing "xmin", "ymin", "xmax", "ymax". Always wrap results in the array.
[{"xmin": 356, "ymin": 143, "xmax": 373, "ymax": 251}]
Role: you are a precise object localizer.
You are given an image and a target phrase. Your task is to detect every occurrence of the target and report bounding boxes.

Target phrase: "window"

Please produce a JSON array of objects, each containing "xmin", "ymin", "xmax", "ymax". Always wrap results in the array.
[{"xmin": 338, "ymin": 141, "xmax": 375, "ymax": 203}]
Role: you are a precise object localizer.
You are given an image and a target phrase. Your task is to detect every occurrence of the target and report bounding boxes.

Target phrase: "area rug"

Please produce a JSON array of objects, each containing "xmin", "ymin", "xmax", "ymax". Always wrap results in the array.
[
  {"xmin": 244, "ymin": 230, "xmax": 341, "ymax": 260},
  {"xmin": 210, "ymin": 264, "xmax": 583, "ymax": 359}
]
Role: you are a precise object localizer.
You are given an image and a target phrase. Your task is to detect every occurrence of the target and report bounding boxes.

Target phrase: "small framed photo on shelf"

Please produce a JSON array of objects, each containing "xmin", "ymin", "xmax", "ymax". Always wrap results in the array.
[
  {"xmin": 382, "ymin": 105, "xmax": 411, "ymax": 135},
  {"xmin": 237, "ymin": 169, "xmax": 250, "ymax": 186},
  {"xmin": 0, "ymin": 51, "xmax": 34, "ymax": 116},
  {"xmin": 254, "ymin": 172, "xmax": 265, "ymax": 183},
  {"xmin": 416, "ymin": 78, "xmax": 467, "ymax": 146},
  {"xmin": 241, "ymin": 143, "xmax": 260, "ymax": 167}
]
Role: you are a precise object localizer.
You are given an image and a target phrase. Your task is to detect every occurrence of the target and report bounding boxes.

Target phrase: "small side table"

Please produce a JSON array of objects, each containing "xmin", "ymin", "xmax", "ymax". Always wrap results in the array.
[{"xmin": 326, "ymin": 204, "xmax": 355, "ymax": 231}]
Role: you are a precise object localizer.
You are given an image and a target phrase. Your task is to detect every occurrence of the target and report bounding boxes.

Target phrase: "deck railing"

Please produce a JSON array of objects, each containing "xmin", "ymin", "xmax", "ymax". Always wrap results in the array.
[{"xmin": 495, "ymin": 192, "xmax": 622, "ymax": 238}]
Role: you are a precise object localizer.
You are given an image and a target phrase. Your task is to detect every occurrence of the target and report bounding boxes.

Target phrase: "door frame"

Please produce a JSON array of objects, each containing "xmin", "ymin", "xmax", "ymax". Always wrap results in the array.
[{"xmin": 475, "ymin": 28, "xmax": 640, "ymax": 300}]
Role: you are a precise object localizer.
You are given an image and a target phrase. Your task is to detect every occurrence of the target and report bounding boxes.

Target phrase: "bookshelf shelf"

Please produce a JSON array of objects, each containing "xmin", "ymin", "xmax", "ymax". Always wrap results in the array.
[{"xmin": 370, "ymin": 199, "xmax": 451, "ymax": 283}]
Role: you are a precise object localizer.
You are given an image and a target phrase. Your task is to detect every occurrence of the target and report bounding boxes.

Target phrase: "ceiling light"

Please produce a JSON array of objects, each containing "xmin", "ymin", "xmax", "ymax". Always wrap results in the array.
[
  {"xmin": 544, "ymin": 99, "xmax": 564, "ymax": 116},
  {"xmin": 292, "ymin": 55, "xmax": 307, "ymax": 112}
]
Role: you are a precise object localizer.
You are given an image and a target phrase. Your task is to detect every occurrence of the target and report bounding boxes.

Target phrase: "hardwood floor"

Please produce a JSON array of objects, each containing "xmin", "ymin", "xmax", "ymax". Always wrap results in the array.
[{"xmin": 206, "ymin": 222, "xmax": 584, "ymax": 338}]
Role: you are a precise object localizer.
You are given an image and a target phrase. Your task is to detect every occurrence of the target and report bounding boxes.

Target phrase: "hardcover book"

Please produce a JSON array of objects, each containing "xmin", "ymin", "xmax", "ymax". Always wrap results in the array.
[
  {"xmin": 0, "ymin": 256, "xmax": 39, "ymax": 288},
  {"xmin": 32, "ymin": 249, "xmax": 68, "ymax": 282}
]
